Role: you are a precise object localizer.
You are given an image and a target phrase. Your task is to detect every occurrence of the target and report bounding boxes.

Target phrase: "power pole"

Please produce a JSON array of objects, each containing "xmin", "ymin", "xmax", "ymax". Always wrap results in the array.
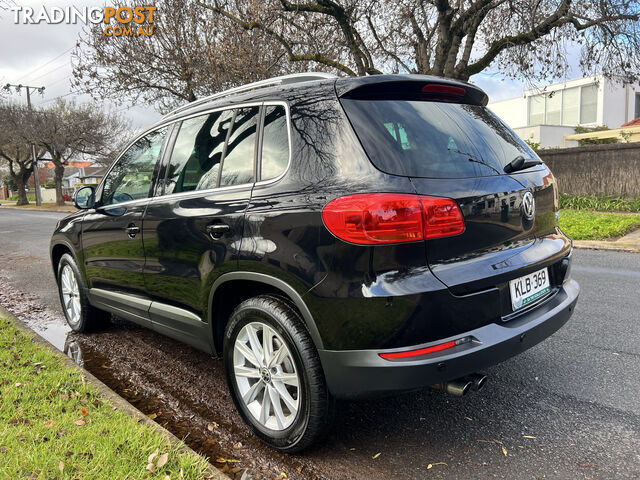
[{"xmin": 3, "ymin": 83, "xmax": 45, "ymax": 206}]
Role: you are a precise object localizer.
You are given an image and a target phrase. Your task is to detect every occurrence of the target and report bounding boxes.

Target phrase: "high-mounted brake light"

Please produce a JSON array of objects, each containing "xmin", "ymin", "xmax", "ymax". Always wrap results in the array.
[
  {"xmin": 421, "ymin": 84, "xmax": 466, "ymax": 96},
  {"xmin": 322, "ymin": 193, "xmax": 465, "ymax": 245}
]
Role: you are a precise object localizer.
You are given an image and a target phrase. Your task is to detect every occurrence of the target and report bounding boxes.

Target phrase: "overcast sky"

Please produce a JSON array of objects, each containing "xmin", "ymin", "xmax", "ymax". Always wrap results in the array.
[
  {"xmin": 1, "ymin": 1, "xmax": 580, "ymax": 131},
  {"xmin": 0, "ymin": 0, "xmax": 162, "ymax": 130}
]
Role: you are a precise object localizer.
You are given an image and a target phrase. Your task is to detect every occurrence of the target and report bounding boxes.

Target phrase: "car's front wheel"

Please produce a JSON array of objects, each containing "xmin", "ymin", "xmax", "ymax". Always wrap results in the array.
[
  {"xmin": 57, "ymin": 253, "xmax": 110, "ymax": 332},
  {"xmin": 224, "ymin": 295, "xmax": 331, "ymax": 452}
]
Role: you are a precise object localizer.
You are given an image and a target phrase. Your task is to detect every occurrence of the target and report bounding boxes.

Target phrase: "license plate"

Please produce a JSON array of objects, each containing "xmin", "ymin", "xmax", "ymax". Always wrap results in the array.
[{"xmin": 509, "ymin": 268, "xmax": 550, "ymax": 311}]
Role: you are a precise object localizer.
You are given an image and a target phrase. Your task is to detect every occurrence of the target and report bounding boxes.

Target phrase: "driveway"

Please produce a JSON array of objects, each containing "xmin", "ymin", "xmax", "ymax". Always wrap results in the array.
[{"xmin": 1, "ymin": 208, "xmax": 639, "ymax": 479}]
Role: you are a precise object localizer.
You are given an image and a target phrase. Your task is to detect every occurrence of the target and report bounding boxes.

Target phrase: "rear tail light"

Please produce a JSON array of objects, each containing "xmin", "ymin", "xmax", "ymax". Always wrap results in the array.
[{"xmin": 322, "ymin": 193, "xmax": 465, "ymax": 245}]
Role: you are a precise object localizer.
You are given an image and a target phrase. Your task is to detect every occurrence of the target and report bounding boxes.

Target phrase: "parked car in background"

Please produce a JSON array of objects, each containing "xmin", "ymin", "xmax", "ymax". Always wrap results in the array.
[{"xmin": 50, "ymin": 73, "xmax": 579, "ymax": 452}]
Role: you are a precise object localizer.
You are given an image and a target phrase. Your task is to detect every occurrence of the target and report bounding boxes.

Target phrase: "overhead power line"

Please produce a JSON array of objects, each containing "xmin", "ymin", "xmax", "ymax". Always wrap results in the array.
[{"xmin": 21, "ymin": 45, "xmax": 76, "ymax": 83}]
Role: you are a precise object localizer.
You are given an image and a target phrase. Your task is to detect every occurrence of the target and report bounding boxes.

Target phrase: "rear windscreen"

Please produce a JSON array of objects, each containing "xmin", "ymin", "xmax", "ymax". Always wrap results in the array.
[{"xmin": 341, "ymin": 99, "xmax": 540, "ymax": 178}]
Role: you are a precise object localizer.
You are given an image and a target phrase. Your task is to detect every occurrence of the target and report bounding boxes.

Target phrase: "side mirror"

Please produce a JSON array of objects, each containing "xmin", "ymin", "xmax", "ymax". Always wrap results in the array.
[{"xmin": 73, "ymin": 186, "xmax": 95, "ymax": 210}]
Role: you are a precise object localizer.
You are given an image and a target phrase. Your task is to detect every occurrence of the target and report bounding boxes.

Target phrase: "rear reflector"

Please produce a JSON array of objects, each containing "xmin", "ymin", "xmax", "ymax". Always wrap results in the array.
[
  {"xmin": 322, "ymin": 193, "xmax": 465, "ymax": 245},
  {"xmin": 379, "ymin": 340, "xmax": 457, "ymax": 360}
]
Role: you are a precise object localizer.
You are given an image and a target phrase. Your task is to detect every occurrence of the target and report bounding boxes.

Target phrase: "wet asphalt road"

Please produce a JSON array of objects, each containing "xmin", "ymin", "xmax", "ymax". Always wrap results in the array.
[{"xmin": 0, "ymin": 208, "xmax": 639, "ymax": 479}]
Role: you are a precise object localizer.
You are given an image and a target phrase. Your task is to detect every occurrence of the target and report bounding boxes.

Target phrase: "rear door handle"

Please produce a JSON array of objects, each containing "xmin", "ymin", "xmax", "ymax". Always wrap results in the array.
[
  {"xmin": 206, "ymin": 224, "xmax": 230, "ymax": 238},
  {"xmin": 125, "ymin": 224, "xmax": 140, "ymax": 238}
]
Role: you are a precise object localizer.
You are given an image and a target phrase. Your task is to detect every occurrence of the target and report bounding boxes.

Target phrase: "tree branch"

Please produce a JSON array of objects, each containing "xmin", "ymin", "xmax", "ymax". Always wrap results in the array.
[
  {"xmin": 464, "ymin": 0, "xmax": 573, "ymax": 77},
  {"xmin": 366, "ymin": 15, "xmax": 412, "ymax": 73},
  {"xmin": 197, "ymin": 0, "xmax": 359, "ymax": 75}
]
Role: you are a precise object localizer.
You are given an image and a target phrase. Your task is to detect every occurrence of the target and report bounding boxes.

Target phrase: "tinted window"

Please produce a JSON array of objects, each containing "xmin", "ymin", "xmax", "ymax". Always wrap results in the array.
[
  {"xmin": 101, "ymin": 127, "xmax": 167, "ymax": 205},
  {"xmin": 164, "ymin": 109, "xmax": 234, "ymax": 194},
  {"xmin": 580, "ymin": 84, "xmax": 598, "ymax": 124},
  {"xmin": 528, "ymin": 95, "xmax": 544, "ymax": 126},
  {"xmin": 341, "ymin": 99, "xmax": 537, "ymax": 178},
  {"xmin": 261, "ymin": 105, "xmax": 289, "ymax": 180},
  {"xmin": 220, "ymin": 107, "xmax": 258, "ymax": 187},
  {"xmin": 562, "ymin": 87, "xmax": 579, "ymax": 124}
]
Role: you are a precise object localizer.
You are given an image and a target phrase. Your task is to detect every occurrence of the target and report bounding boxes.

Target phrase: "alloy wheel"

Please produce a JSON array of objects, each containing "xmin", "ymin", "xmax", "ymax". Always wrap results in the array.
[
  {"xmin": 60, "ymin": 264, "xmax": 81, "ymax": 326},
  {"xmin": 233, "ymin": 321, "xmax": 300, "ymax": 431}
]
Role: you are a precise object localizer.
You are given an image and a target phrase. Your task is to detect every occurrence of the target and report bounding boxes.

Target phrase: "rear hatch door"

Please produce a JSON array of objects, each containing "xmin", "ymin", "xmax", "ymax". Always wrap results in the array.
[{"xmin": 339, "ymin": 79, "xmax": 563, "ymax": 298}]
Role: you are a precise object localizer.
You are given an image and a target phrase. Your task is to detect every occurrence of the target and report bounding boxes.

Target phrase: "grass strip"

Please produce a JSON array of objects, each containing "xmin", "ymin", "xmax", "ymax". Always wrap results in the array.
[
  {"xmin": 0, "ymin": 316, "xmax": 211, "ymax": 479},
  {"xmin": 559, "ymin": 194, "xmax": 640, "ymax": 212},
  {"xmin": 559, "ymin": 210, "xmax": 640, "ymax": 240}
]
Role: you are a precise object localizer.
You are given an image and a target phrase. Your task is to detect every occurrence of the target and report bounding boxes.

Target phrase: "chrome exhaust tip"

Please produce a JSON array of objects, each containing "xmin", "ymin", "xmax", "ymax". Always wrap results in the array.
[
  {"xmin": 432, "ymin": 378, "xmax": 474, "ymax": 396},
  {"xmin": 431, "ymin": 373, "xmax": 487, "ymax": 396},
  {"xmin": 466, "ymin": 373, "xmax": 488, "ymax": 391}
]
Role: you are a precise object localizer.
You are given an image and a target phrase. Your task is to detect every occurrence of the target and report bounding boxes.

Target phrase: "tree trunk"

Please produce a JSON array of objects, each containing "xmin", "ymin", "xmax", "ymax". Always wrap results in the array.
[
  {"xmin": 15, "ymin": 171, "xmax": 29, "ymax": 206},
  {"xmin": 54, "ymin": 164, "xmax": 65, "ymax": 206}
]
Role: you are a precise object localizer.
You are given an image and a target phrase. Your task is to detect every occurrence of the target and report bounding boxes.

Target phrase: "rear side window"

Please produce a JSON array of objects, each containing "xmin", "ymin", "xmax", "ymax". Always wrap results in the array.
[
  {"xmin": 220, "ymin": 107, "xmax": 259, "ymax": 187},
  {"xmin": 341, "ymin": 99, "xmax": 537, "ymax": 178},
  {"xmin": 261, "ymin": 105, "xmax": 289, "ymax": 180},
  {"xmin": 164, "ymin": 109, "xmax": 234, "ymax": 194}
]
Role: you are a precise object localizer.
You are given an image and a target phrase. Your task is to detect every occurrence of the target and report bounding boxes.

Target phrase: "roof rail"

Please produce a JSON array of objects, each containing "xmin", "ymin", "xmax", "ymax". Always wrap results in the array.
[{"xmin": 164, "ymin": 72, "xmax": 337, "ymax": 118}]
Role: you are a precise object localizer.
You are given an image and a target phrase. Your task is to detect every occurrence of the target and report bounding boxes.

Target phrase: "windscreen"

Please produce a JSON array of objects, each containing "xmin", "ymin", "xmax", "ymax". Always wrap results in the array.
[{"xmin": 341, "ymin": 99, "xmax": 539, "ymax": 178}]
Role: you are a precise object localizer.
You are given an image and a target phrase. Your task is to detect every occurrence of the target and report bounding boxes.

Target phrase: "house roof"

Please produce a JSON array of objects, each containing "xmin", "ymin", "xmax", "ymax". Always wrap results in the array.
[
  {"xmin": 45, "ymin": 161, "xmax": 92, "ymax": 169},
  {"xmin": 62, "ymin": 166, "xmax": 106, "ymax": 180},
  {"xmin": 621, "ymin": 117, "xmax": 640, "ymax": 127},
  {"xmin": 80, "ymin": 166, "xmax": 106, "ymax": 177},
  {"xmin": 62, "ymin": 168, "xmax": 80, "ymax": 179}
]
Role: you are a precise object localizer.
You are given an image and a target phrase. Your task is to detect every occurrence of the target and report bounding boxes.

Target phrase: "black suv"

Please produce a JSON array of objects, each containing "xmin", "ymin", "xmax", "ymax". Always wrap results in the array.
[{"xmin": 51, "ymin": 73, "xmax": 579, "ymax": 452}]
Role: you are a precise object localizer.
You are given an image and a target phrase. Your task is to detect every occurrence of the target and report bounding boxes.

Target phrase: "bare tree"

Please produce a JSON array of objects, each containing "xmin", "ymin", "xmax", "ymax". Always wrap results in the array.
[
  {"xmin": 0, "ymin": 104, "xmax": 38, "ymax": 206},
  {"xmin": 27, "ymin": 99, "xmax": 130, "ymax": 205},
  {"xmin": 195, "ymin": 0, "xmax": 640, "ymax": 83},
  {"xmin": 72, "ymin": 0, "xmax": 308, "ymax": 113},
  {"xmin": 91, "ymin": 132, "xmax": 137, "ymax": 168}
]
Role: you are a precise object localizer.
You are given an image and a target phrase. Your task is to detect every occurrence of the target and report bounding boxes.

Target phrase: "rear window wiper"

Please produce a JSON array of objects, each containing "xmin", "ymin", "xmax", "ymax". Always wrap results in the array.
[
  {"xmin": 503, "ymin": 155, "xmax": 542, "ymax": 174},
  {"xmin": 467, "ymin": 157, "xmax": 503, "ymax": 175}
]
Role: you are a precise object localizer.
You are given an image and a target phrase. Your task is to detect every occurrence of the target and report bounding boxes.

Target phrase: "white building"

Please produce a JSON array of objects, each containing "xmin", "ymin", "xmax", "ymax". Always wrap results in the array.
[{"xmin": 488, "ymin": 75, "xmax": 640, "ymax": 148}]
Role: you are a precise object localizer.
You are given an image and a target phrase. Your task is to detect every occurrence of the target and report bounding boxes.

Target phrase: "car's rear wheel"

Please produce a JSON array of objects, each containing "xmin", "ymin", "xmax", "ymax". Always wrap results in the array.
[
  {"xmin": 224, "ymin": 295, "xmax": 331, "ymax": 452},
  {"xmin": 57, "ymin": 253, "xmax": 110, "ymax": 332}
]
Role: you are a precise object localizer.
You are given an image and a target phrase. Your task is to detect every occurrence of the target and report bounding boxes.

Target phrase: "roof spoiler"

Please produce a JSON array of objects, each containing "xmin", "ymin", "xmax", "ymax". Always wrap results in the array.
[{"xmin": 336, "ymin": 74, "xmax": 488, "ymax": 106}]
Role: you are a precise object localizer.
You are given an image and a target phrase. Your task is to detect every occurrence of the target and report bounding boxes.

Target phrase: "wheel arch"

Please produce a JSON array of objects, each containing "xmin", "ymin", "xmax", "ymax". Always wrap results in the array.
[
  {"xmin": 50, "ymin": 241, "xmax": 75, "ymax": 279},
  {"xmin": 208, "ymin": 272, "xmax": 324, "ymax": 355}
]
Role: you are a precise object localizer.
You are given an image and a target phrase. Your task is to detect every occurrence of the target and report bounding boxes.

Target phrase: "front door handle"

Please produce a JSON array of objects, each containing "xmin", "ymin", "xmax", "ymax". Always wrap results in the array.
[
  {"xmin": 206, "ymin": 224, "xmax": 230, "ymax": 239},
  {"xmin": 126, "ymin": 223, "xmax": 140, "ymax": 238}
]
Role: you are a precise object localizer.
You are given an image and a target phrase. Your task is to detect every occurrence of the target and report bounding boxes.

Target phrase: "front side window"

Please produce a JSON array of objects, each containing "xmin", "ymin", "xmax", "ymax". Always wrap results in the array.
[
  {"xmin": 164, "ymin": 109, "xmax": 234, "ymax": 194},
  {"xmin": 261, "ymin": 105, "xmax": 289, "ymax": 180},
  {"xmin": 101, "ymin": 127, "xmax": 167, "ymax": 205}
]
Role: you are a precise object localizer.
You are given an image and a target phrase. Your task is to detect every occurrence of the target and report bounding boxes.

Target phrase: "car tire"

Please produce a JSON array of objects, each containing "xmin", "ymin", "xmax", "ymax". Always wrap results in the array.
[
  {"xmin": 224, "ymin": 294, "xmax": 331, "ymax": 452},
  {"xmin": 57, "ymin": 253, "xmax": 110, "ymax": 332}
]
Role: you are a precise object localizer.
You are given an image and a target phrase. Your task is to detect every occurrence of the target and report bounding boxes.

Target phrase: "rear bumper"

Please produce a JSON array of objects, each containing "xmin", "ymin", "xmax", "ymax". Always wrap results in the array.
[{"xmin": 319, "ymin": 279, "xmax": 579, "ymax": 398}]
